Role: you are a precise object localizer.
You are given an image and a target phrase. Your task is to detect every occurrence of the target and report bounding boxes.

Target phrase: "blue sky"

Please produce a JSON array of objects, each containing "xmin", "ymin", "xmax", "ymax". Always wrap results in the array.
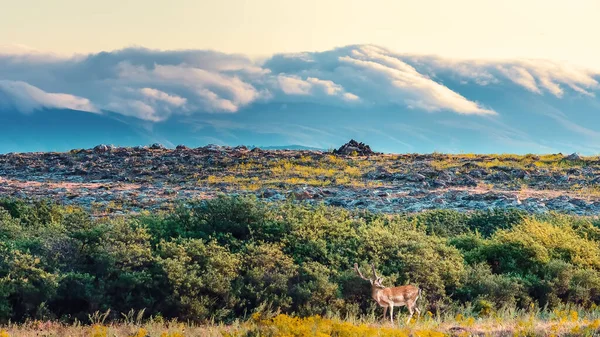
[{"xmin": 1, "ymin": 1, "xmax": 600, "ymax": 154}]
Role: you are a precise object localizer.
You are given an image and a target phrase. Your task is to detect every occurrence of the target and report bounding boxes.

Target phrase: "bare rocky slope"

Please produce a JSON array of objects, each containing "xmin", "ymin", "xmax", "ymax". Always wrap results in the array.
[{"xmin": 1, "ymin": 141, "xmax": 600, "ymax": 215}]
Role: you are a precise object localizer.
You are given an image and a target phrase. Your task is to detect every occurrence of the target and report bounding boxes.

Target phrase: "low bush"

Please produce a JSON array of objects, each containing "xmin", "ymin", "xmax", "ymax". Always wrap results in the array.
[{"xmin": 2, "ymin": 197, "xmax": 600, "ymax": 324}]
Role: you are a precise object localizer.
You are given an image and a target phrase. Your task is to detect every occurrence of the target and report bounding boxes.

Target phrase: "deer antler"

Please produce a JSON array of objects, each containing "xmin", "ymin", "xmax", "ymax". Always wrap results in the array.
[
  {"xmin": 370, "ymin": 263, "xmax": 379, "ymax": 279},
  {"xmin": 354, "ymin": 263, "xmax": 371, "ymax": 281}
]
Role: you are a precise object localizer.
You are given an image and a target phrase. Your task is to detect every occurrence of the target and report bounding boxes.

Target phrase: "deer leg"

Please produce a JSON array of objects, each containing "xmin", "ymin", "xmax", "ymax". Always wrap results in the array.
[
  {"xmin": 406, "ymin": 305, "xmax": 414, "ymax": 325},
  {"xmin": 382, "ymin": 306, "xmax": 388, "ymax": 321},
  {"xmin": 412, "ymin": 298, "xmax": 421, "ymax": 319},
  {"xmin": 389, "ymin": 304, "xmax": 394, "ymax": 325}
]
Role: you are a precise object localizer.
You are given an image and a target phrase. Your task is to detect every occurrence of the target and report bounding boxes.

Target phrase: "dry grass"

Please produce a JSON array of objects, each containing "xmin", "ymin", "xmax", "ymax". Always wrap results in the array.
[
  {"xmin": 3, "ymin": 309, "xmax": 600, "ymax": 337},
  {"xmin": 198, "ymin": 151, "xmax": 600, "ymax": 193}
]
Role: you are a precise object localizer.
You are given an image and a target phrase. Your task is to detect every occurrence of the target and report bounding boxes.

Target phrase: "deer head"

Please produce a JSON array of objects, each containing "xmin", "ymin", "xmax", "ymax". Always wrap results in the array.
[{"xmin": 354, "ymin": 263, "xmax": 386, "ymax": 288}]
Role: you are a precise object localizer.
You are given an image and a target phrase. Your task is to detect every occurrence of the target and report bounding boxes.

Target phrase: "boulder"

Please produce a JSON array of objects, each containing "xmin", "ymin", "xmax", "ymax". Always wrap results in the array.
[
  {"xmin": 150, "ymin": 143, "xmax": 166, "ymax": 150},
  {"xmin": 333, "ymin": 139, "xmax": 376, "ymax": 156},
  {"xmin": 233, "ymin": 145, "xmax": 249, "ymax": 152},
  {"xmin": 93, "ymin": 144, "xmax": 110, "ymax": 154}
]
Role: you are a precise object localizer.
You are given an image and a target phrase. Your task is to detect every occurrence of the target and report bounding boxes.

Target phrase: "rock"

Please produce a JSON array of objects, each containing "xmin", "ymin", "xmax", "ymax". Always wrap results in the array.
[
  {"xmin": 406, "ymin": 173, "xmax": 426, "ymax": 182},
  {"xmin": 437, "ymin": 171, "xmax": 453, "ymax": 181},
  {"xmin": 260, "ymin": 189, "xmax": 281, "ymax": 198},
  {"xmin": 455, "ymin": 176, "xmax": 478, "ymax": 187},
  {"xmin": 327, "ymin": 199, "xmax": 347, "ymax": 207},
  {"xmin": 511, "ymin": 169, "xmax": 528, "ymax": 179},
  {"xmin": 570, "ymin": 198, "xmax": 588, "ymax": 207},
  {"xmin": 431, "ymin": 179, "xmax": 447, "ymax": 188},
  {"xmin": 462, "ymin": 162, "xmax": 479, "ymax": 169},
  {"xmin": 469, "ymin": 169, "xmax": 488, "ymax": 178},
  {"xmin": 293, "ymin": 190, "xmax": 313, "ymax": 200},
  {"xmin": 364, "ymin": 167, "xmax": 394, "ymax": 180},
  {"xmin": 333, "ymin": 139, "xmax": 375, "ymax": 156},
  {"xmin": 93, "ymin": 144, "xmax": 111, "ymax": 154},
  {"xmin": 175, "ymin": 145, "xmax": 189, "ymax": 150},
  {"xmin": 150, "ymin": 143, "xmax": 166, "ymax": 150},
  {"xmin": 203, "ymin": 144, "xmax": 224, "ymax": 152},
  {"xmin": 376, "ymin": 191, "xmax": 390, "ymax": 198},
  {"xmin": 489, "ymin": 171, "xmax": 510, "ymax": 182},
  {"xmin": 565, "ymin": 153, "xmax": 581, "ymax": 161}
]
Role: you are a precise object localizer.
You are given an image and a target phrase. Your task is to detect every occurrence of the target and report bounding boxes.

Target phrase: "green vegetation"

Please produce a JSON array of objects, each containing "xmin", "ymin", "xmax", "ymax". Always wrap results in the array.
[{"xmin": 3, "ymin": 196, "xmax": 600, "ymax": 327}]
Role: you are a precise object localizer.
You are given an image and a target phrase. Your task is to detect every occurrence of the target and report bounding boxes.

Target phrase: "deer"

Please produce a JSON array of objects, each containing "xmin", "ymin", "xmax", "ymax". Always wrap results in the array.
[{"xmin": 354, "ymin": 263, "xmax": 421, "ymax": 325}]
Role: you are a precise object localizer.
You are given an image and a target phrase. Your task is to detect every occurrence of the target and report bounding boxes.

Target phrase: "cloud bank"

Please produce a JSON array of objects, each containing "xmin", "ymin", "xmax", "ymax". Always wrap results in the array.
[
  {"xmin": 0, "ymin": 45, "xmax": 599, "ymax": 121},
  {"xmin": 0, "ymin": 80, "xmax": 97, "ymax": 113}
]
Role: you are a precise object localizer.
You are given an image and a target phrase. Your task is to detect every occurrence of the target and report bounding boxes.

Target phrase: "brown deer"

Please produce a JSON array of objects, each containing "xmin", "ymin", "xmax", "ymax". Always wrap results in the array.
[{"xmin": 354, "ymin": 263, "xmax": 421, "ymax": 324}]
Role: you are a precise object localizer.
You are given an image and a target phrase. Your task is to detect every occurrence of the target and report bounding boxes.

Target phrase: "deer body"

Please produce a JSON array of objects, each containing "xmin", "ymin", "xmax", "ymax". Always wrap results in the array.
[{"xmin": 355, "ymin": 263, "xmax": 421, "ymax": 324}]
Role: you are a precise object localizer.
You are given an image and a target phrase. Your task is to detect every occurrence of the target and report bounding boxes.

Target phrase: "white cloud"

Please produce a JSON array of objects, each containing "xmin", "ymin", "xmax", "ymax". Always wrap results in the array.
[
  {"xmin": 339, "ymin": 46, "xmax": 495, "ymax": 115},
  {"xmin": 428, "ymin": 56, "xmax": 599, "ymax": 98},
  {"xmin": 517, "ymin": 60, "xmax": 599, "ymax": 97},
  {"xmin": 139, "ymin": 88, "xmax": 187, "ymax": 107},
  {"xmin": 498, "ymin": 66, "xmax": 541, "ymax": 94},
  {"xmin": 276, "ymin": 75, "xmax": 359, "ymax": 101},
  {"xmin": 277, "ymin": 75, "xmax": 312, "ymax": 95},
  {"xmin": 195, "ymin": 88, "xmax": 238, "ymax": 112},
  {"xmin": 498, "ymin": 62, "xmax": 600, "ymax": 97},
  {"xmin": 1, "ymin": 44, "xmax": 599, "ymax": 121},
  {"xmin": 0, "ymin": 80, "xmax": 97, "ymax": 113}
]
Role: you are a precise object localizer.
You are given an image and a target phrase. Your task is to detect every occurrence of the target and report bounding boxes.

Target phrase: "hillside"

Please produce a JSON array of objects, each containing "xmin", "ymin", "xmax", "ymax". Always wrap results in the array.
[{"xmin": 1, "ymin": 140, "xmax": 599, "ymax": 215}]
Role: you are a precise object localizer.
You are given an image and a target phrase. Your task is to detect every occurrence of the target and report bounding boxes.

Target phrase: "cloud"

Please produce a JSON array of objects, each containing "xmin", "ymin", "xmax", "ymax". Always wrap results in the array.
[
  {"xmin": 419, "ymin": 55, "xmax": 599, "ymax": 98},
  {"xmin": 277, "ymin": 75, "xmax": 359, "ymax": 101},
  {"xmin": 498, "ymin": 66, "xmax": 542, "ymax": 94},
  {"xmin": 139, "ymin": 88, "xmax": 186, "ymax": 107},
  {"xmin": 1, "ymin": 44, "xmax": 599, "ymax": 121},
  {"xmin": 277, "ymin": 75, "xmax": 312, "ymax": 95},
  {"xmin": 0, "ymin": 80, "xmax": 97, "ymax": 113},
  {"xmin": 337, "ymin": 46, "xmax": 495, "ymax": 115}
]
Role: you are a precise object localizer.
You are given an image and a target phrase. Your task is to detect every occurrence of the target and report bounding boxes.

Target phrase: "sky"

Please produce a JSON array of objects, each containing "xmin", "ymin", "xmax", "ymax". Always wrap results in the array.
[
  {"xmin": 1, "ymin": 0, "xmax": 600, "ymax": 154},
  {"xmin": 2, "ymin": 0, "xmax": 600, "ymax": 67}
]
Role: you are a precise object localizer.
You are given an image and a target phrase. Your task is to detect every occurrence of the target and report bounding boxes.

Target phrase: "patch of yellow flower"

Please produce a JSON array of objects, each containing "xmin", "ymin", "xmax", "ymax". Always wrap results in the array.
[
  {"xmin": 234, "ymin": 314, "xmax": 447, "ymax": 337},
  {"xmin": 160, "ymin": 332, "xmax": 185, "ymax": 337},
  {"xmin": 453, "ymin": 314, "xmax": 475, "ymax": 327},
  {"xmin": 0, "ymin": 330, "xmax": 9, "ymax": 337},
  {"xmin": 90, "ymin": 324, "xmax": 108, "ymax": 337},
  {"xmin": 131, "ymin": 327, "xmax": 148, "ymax": 337}
]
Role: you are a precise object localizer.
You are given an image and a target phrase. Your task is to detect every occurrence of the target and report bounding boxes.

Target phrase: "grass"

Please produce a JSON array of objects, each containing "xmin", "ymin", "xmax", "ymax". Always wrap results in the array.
[
  {"xmin": 196, "ymin": 151, "xmax": 600, "ymax": 195},
  {"xmin": 4, "ymin": 307, "xmax": 600, "ymax": 336},
  {"xmin": 201, "ymin": 154, "xmax": 379, "ymax": 190}
]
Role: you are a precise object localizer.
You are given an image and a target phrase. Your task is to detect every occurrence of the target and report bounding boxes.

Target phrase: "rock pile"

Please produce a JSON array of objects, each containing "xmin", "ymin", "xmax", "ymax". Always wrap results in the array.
[
  {"xmin": 334, "ymin": 139, "xmax": 376, "ymax": 156},
  {"xmin": 565, "ymin": 153, "xmax": 581, "ymax": 161}
]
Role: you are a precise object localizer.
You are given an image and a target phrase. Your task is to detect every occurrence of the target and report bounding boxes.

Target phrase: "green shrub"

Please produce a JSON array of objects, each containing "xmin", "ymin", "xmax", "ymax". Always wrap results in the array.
[{"xmin": 2, "ymin": 197, "xmax": 600, "ymax": 322}]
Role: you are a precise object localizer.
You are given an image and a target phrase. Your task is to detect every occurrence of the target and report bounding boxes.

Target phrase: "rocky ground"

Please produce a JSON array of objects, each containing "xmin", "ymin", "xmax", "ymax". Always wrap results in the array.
[{"xmin": 1, "ymin": 141, "xmax": 600, "ymax": 215}]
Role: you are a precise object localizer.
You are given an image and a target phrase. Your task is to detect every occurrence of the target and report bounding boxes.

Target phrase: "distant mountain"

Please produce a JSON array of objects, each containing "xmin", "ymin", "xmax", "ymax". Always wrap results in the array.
[{"xmin": 0, "ymin": 108, "xmax": 155, "ymax": 153}]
